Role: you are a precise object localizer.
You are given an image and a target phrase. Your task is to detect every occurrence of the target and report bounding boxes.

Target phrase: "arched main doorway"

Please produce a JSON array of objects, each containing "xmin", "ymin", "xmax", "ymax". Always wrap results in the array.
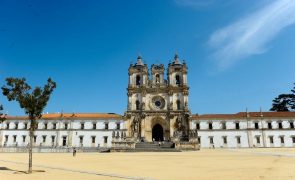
[{"xmin": 152, "ymin": 124, "xmax": 164, "ymax": 141}]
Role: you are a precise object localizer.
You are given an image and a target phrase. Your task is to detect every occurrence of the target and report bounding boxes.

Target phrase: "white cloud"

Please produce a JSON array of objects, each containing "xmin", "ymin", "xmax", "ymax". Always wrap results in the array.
[{"xmin": 209, "ymin": 0, "xmax": 295, "ymax": 70}]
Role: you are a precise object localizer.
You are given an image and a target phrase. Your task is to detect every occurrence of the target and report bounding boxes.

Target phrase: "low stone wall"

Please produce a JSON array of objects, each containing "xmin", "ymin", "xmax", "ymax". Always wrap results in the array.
[
  {"xmin": 111, "ymin": 141, "xmax": 136, "ymax": 152},
  {"xmin": 175, "ymin": 142, "xmax": 200, "ymax": 151},
  {"xmin": 0, "ymin": 147, "xmax": 101, "ymax": 153}
]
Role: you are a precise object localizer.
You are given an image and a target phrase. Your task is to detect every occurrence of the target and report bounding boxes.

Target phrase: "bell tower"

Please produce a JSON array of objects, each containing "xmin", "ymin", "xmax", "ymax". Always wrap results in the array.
[
  {"xmin": 167, "ymin": 54, "xmax": 189, "ymax": 112},
  {"xmin": 127, "ymin": 56, "xmax": 148, "ymax": 111}
]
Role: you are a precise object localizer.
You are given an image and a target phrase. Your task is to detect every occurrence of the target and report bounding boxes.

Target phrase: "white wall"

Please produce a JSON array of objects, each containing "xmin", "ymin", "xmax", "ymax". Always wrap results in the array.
[
  {"xmin": 192, "ymin": 118, "xmax": 295, "ymax": 148},
  {"xmin": 1, "ymin": 119, "xmax": 125, "ymax": 148}
]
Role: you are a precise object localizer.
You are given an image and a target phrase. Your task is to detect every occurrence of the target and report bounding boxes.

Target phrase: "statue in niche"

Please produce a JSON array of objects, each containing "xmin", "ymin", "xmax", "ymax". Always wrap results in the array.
[
  {"xmin": 176, "ymin": 115, "xmax": 183, "ymax": 131},
  {"xmin": 132, "ymin": 114, "xmax": 141, "ymax": 137}
]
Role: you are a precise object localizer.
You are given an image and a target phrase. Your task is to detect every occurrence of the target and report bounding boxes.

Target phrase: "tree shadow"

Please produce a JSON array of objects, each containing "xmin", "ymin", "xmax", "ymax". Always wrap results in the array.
[{"xmin": 0, "ymin": 167, "xmax": 45, "ymax": 174}]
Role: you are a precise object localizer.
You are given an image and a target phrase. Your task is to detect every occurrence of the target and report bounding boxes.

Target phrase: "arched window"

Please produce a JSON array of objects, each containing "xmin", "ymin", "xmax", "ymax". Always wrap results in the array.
[
  {"xmin": 136, "ymin": 100, "xmax": 140, "ymax": 110},
  {"xmin": 136, "ymin": 75, "xmax": 141, "ymax": 86},
  {"xmin": 176, "ymin": 100, "xmax": 181, "ymax": 110},
  {"xmin": 175, "ymin": 75, "xmax": 181, "ymax": 85},
  {"xmin": 155, "ymin": 74, "xmax": 160, "ymax": 83}
]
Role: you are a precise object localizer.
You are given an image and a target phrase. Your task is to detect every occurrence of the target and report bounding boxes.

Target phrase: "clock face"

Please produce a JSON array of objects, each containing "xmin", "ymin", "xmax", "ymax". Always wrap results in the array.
[{"xmin": 151, "ymin": 96, "xmax": 165, "ymax": 110}]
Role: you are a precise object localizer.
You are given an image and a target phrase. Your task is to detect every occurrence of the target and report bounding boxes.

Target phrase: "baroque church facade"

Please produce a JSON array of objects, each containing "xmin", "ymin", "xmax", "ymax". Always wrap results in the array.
[
  {"xmin": 124, "ymin": 55, "xmax": 196, "ymax": 144},
  {"xmin": 1, "ymin": 55, "xmax": 295, "ymax": 151}
]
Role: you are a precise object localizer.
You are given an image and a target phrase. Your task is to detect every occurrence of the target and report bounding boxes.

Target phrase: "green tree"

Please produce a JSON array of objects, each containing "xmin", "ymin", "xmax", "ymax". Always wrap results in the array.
[
  {"xmin": 291, "ymin": 83, "xmax": 295, "ymax": 110},
  {"xmin": 0, "ymin": 104, "xmax": 6, "ymax": 122},
  {"xmin": 2, "ymin": 78, "xmax": 56, "ymax": 174},
  {"xmin": 270, "ymin": 94, "xmax": 294, "ymax": 112}
]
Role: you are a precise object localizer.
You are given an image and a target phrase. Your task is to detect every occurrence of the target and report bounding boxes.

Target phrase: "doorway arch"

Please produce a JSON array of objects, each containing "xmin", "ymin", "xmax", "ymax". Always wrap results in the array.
[{"xmin": 152, "ymin": 124, "xmax": 164, "ymax": 141}]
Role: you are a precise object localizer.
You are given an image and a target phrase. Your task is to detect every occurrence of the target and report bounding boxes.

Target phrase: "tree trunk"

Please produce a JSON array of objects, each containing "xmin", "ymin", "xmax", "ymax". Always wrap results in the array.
[{"xmin": 28, "ymin": 129, "xmax": 33, "ymax": 174}]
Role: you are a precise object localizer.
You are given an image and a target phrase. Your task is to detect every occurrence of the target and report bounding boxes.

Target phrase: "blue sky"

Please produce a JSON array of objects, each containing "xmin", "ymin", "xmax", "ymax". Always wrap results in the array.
[{"xmin": 1, "ymin": 0, "xmax": 295, "ymax": 116}]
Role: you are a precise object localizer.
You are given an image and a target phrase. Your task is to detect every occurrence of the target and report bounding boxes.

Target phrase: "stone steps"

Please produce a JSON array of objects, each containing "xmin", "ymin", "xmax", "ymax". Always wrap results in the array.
[
  {"xmin": 134, "ymin": 142, "xmax": 177, "ymax": 152},
  {"xmin": 125, "ymin": 148, "xmax": 181, "ymax": 152}
]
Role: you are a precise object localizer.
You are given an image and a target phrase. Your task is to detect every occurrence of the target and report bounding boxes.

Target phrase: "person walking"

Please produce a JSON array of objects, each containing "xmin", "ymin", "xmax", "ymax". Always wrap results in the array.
[{"xmin": 73, "ymin": 148, "xmax": 77, "ymax": 157}]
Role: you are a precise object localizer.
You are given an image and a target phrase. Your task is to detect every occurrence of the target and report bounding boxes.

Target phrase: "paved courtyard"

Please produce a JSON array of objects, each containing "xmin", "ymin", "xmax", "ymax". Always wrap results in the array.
[{"xmin": 0, "ymin": 148, "xmax": 295, "ymax": 180}]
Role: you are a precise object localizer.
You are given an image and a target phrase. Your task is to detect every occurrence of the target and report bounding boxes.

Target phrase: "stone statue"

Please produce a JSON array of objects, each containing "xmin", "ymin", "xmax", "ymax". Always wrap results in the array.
[
  {"xmin": 132, "ymin": 114, "xmax": 141, "ymax": 136},
  {"xmin": 177, "ymin": 115, "xmax": 183, "ymax": 131}
]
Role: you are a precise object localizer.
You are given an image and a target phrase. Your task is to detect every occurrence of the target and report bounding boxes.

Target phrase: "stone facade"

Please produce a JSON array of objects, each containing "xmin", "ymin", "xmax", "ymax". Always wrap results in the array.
[{"xmin": 124, "ymin": 55, "xmax": 197, "ymax": 147}]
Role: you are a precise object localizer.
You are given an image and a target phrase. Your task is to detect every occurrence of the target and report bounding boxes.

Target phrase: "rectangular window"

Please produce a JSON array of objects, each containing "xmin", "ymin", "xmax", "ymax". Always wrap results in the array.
[
  {"xmin": 256, "ymin": 136, "xmax": 260, "ymax": 144},
  {"xmin": 292, "ymin": 137, "xmax": 295, "ymax": 143},
  {"xmin": 44, "ymin": 123, "xmax": 48, "ymax": 130},
  {"xmin": 91, "ymin": 136, "xmax": 96, "ymax": 144},
  {"xmin": 15, "ymin": 123, "xmax": 18, "ymax": 129},
  {"xmin": 198, "ymin": 137, "xmax": 201, "ymax": 143},
  {"xmin": 64, "ymin": 123, "xmax": 68, "ymax": 130},
  {"xmin": 255, "ymin": 122, "xmax": 259, "ymax": 129},
  {"xmin": 53, "ymin": 123, "xmax": 57, "ymax": 130},
  {"xmin": 280, "ymin": 136, "xmax": 284, "ymax": 144},
  {"xmin": 81, "ymin": 123, "xmax": 84, "ymax": 130},
  {"xmin": 290, "ymin": 122, "xmax": 294, "ymax": 129},
  {"xmin": 13, "ymin": 135, "xmax": 17, "ymax": 142},
  {"xmin": 269, "ymin": 136, "xmax": 274, "ymax": 144},
  {"xmin": 51, "ymin": 136, "xmax": 55, "ymax": 143},
  {"xmin": 93, "ymin": 123, "xmax": 96, "ymax": 130},
  {"xmin": 268, "ymin": 122, "xmax": 272, "ymax": 129},
  {"xmin": 5, "ymin": 135, "xmax": 8, "ymax": 142},
  {"xmin": 22, "ymin": 135, "xmax": 26, "ymax": 143},
  {"xmin": 42, "ymin": 135, "xmax": 46, "ymax": 143},
  {"xmin": 24, "ymin": 123, "xmax": 28, "ymax": 129},
  {"xmin": 116, "ymin": 123, "xmax": 120, "ymax": 130},
  {"xmin": 209, "ymin": 137, "xmax": 214, "ymax": 144},
  {"xmin": 208, "ymin": 123, "xmax": 213, "ymax": 130},
  {"xmin": 278, "ymin": 122, "xmax": 283, "ymax": 129},
  {"xmin": 223, "ymin": 137, "xmax": 227, "ymax": 144},
  {"xmin": 237, "ymin": 137, "xmax": 241, "ymax": 144},
  {"xmin": 34, "ymin": 136, "xmax": 37, "ymax": 143},
  {"xmin": 222, "ymin": 123, "xmax": 226, "ymax": 130},
  {"xmin": 236, "ymin": 122, "xmax": 240, "ymax": 130},
  {"xmin": 62, "ymin": 136, "xmax": 67, "ymax": 146},
  {"xmin": 79, "ymin": 136, "xmax": 84, "ymax": 144},
  {"xmin": 196, "ymin": 123, "xmax": 200, "ymax": 130},
  {"xmin": 6, "ymin": 123, "xmax": 9, "ymax": 129},
  {"xmin": 104, "ymin": 136, "xmax": 108, "ymax": 144},
  {"xmin": 4, "ymin": 135, "xmax": 8, "ymax": 143},
  {"xmin": 105, "ymin": 123, "xmax": 109, "ymax": 130}
]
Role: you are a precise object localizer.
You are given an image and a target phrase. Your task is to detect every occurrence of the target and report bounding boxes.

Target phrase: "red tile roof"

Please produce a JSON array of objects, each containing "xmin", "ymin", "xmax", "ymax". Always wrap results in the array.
[
  {"xmin": 192, "ymin": 112, "xmax": 295, "ymax": 120},
  {"xmin": 5, "ymin": 113, "xmax": 123, "ymax": 121}
]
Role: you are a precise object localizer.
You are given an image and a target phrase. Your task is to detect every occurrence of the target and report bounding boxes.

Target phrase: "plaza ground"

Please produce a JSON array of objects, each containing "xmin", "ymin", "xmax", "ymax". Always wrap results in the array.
[{"xmin": 0, "ymin": 149, "xmax": 295, "ymax": 180}]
